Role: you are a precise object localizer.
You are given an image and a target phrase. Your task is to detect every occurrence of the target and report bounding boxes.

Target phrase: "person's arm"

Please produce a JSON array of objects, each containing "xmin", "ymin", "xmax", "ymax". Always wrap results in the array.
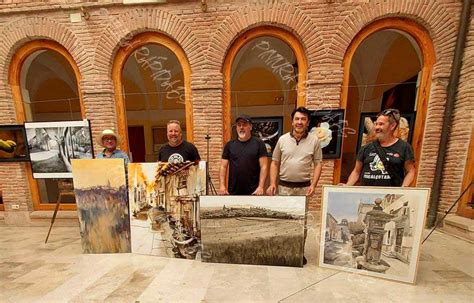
[
  {"xmin": 252, "ymin": 156, "xmax": 268, "ymax": 195},
  {"xmin": 345, "ymin": 160, "xmax": 363, "ymax": 186},
  {"xmin": 266, "ymin": 160, "xmax": 279, "ymax": 195},
  {"xmin": 307, "ymin": 162, "xmax": 322, "ymax": 196},
  {"xmin": 402, "ymin": 160, "xmax": 416, "ymax": 187},
  {"xmin": 218, "ymin": 159, "xmax": 230, "ymax": 195}
]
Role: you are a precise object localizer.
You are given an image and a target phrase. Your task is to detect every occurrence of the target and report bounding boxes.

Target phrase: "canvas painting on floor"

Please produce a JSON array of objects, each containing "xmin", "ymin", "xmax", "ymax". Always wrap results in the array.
[
  {"xmin": 128, "ymin": 161, "xmax": 206, "ymax": 259},
  {"xmin": 319, "ymin": 185, "xmax": 430, "ymax": 284},
  {"xmin": 25, "ymin": 120, "xmax": 93, "ymax": 178},
  {"xmin": 0, "ymin": 125, "xmax": 30, "ymax": 162},
  {"xmin": 200, "ymin": 195, "xmax": 306, "ymax": 267},
  {"xmin": 72, "ymin": 159, "xmax": 130, "ymax": 253}
]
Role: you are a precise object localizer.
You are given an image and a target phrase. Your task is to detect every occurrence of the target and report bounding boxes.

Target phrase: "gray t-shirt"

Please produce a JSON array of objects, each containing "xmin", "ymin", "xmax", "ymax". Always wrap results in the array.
[{"xmin": 272, "ymin": 132, "xmax": 322, "ymax": 182}]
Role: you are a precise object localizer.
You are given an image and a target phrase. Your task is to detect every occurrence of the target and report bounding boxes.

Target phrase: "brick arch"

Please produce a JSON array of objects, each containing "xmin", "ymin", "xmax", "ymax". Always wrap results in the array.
[
  {"xmin": 207, "ymin": 2, "xmax": 324, "ymax": 71},
  {"xmin": 327, "ymin": 0, "xmax": 457, "ymax": 64},
  {"xmin": 0, "ymin": 17, "xmax": 88, "ymax": 83},
  {"xmin": 94, "ymin": 8, "xmax": 202, "ymax": 75}
]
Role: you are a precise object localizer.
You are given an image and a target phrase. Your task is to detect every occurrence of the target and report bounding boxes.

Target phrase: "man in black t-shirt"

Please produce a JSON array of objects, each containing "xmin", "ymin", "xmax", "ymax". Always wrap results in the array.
[
  {"xmin": 345, "ymin": 109, "xmax": 416, "ymax": 187},
  {"xmin": 158, "ymin": 120, "xmax": 200, "ymax": 163},
  {"xmin": 218, "ymin": 115, "xmax": 268, "ymax": 195}
]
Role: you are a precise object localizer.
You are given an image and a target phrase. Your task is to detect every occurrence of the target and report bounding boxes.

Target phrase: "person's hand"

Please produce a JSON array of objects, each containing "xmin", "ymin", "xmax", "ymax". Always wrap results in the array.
[
  {"xmin": 252, "ymin": 186, "xmax": 264, "ymax": 196},
  {"xmin": 266, "ymin": 184, "xmax": 276, "ymax": 196},
  {"xmin": 306, "ymin": 185, "xmax": 315, "ymax": 197},
  {"xmin": 337, "ymin": 183, "xmax": 347, "ymax": 186},
  {"xmin": 218, "ymin": 187, "xmax": 229, "ymax": 195}
]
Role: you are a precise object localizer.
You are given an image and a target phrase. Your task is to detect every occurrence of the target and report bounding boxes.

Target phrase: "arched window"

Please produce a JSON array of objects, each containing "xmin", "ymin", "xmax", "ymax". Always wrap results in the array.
[
  {"xmin": 338, "ymin": 19, "xmax": 435, "ymax": 184},
  {"xmin": 223, "ymin": 27, "xmax": 307, "ymax": 147},
  {"xmin": 10, "ymin": 40, "xmax": 84, "ymax": 210},
  {"xmin": 113, "ymin": 33, "xmax": 193, "ymax": 163}
]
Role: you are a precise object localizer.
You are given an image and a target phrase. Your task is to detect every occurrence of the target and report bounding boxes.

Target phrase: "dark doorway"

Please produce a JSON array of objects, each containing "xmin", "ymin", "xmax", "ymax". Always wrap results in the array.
[{"xmin": 128, "ymin": 126, "xmax": 146, "ymax": 162}]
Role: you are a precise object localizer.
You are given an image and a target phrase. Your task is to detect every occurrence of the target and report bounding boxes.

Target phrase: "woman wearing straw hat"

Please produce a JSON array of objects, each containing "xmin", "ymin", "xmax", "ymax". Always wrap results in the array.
[{"xmin": 96, "ymin": 129, "xmax": 130, "ymax": 166}]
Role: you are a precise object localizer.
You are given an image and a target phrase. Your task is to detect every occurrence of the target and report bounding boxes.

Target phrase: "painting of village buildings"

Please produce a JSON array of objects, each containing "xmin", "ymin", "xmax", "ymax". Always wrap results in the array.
[
  {"xmin": 71, "ymin": 159, "xmax": 130, "ymax": 254},
  {"xmin": 319, "ymin": 186, "xmax": 430, "ymax": 283},
  {"xmin": 25, "ymin": 120, "xmax": 93, "ymax": 178},
  {"xmin": 200, "ymin": 196, "xmax": 306, "ymax": 267},
  {"xmin": 128, "ymin": 161, "xmax": 206, "ymax": 259}
]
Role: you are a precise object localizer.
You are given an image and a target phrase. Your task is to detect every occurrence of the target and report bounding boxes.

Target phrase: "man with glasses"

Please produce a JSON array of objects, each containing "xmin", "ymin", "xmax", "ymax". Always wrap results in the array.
[
  {"xmin": 345, "ymin": 108, "xmax": 416, "ymax": 187},
  {"xmin": 97, "ymin": 129, "xmax": 130, "ymax": 166}
]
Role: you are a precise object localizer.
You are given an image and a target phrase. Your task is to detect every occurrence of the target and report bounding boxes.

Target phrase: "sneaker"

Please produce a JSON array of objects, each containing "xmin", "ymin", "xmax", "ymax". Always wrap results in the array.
[{"xmin": 303, "ymin": 256, "xmax": 307, "ymax": 265}]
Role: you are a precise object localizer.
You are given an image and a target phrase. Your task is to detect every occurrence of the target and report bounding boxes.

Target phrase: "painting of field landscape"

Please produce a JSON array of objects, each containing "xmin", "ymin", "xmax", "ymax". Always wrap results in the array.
[
  {"xmin": 72, "ymin": 159, "xmax": 130, "ymax": 253},
  {"xmin": 200, "ymin": 196, "xmax": 306, "ymax": 267},
  {"xmin": 128, "ymin": 161, "xmax": 206, "ymax": 259}
]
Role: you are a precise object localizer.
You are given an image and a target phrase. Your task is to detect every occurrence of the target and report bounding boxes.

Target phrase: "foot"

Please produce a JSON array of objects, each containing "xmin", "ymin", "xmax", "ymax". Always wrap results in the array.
[{"xmin": 303, "ymin": 256, "xmax": 307, "ymax": 265}]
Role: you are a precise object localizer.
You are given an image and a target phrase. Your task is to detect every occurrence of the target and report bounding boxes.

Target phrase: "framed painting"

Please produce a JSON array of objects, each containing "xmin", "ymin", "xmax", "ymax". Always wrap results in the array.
[
  {"xmin": 200, "ymin": 195, "xmax": 306, "ymax": 267},
  {"xmin": 128, "ymin": 161, "xmax": 207, "ymax": 259},
  {"xmin": 251, "ymin": 116, "xmax": 283, "ymax": 157},
  {"xmin": 308, "ymin": 109, "xmax": 345, "ymax": 159},
  {"xmin": 0, "ymin": 125, "xmax": 30, "ymax": 162},
  {"xmin": 25, "ymin": 120, "xmax": 93, "ymax": 178},
  {"xmin": 71, "ymin": 159, "xmax": 130, "ymax": 253},
  {"xmin": 319, "ymin": 185, "xmax": 430, "ymax": 284},
  {"xmin": 356, "ymin": 112, "xmax": 416, "ymax": 152}
]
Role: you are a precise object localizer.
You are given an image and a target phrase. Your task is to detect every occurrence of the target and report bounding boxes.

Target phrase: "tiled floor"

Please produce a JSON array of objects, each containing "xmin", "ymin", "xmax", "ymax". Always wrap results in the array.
[{"xmin": 0, "ymin": 223, "xmax": 473, "ymax": 303}]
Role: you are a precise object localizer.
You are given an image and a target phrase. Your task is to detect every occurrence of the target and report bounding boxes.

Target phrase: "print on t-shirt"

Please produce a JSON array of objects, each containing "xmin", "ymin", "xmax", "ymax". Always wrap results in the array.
[
  {"xmin": 369, "ymin": 154, "xmax": 388, "ymax": 175},
  {"xmin": 363, "ymin": 152, "xmax": 390, "ymax": 181},
  {"xmin": 168, "ymin": 153, "xmax": 184, "ymax": 164}
]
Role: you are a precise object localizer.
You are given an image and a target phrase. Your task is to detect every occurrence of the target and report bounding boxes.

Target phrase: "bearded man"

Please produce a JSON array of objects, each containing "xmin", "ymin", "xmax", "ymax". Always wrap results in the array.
[{"xmin": 218, "ymin": 114, "xmax": 268, "ymax": 195}]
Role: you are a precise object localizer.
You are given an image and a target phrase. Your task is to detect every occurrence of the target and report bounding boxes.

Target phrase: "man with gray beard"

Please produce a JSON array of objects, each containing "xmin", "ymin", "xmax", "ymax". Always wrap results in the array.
[{"xmin": 218, "ymin": 114, "xmax": 268, "ymax": 196}]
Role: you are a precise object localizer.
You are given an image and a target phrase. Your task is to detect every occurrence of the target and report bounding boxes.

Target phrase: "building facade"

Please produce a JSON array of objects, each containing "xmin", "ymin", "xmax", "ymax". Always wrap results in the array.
[{"xmin": 0, "ymin": 0, "xmax": 472, "ymax": 226}]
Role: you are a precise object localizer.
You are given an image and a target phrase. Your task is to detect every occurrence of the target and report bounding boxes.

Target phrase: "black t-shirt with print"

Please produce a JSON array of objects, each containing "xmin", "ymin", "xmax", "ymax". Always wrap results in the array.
[
  {"xmin": 222, "ymin": 136, "xmax": 267, "ymax": 195},
  {"xmin": 357, "ymin": 139, "xmax": 415, "ymax": 187},
  {"xmin": 158, "ymin": 141, "xmax": 200, "ymax": 163}
]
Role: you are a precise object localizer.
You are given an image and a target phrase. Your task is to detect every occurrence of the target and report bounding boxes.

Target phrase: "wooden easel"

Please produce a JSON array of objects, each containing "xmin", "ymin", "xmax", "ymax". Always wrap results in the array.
[{"xmin": 45, "ymin": 179, "xmax": 75, "ymax": 244}]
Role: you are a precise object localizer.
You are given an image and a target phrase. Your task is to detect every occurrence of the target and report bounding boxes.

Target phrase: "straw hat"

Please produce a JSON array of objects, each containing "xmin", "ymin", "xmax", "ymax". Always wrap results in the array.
[{"xmin": 96, "ymin": 129, "xmax": 121, "ymax": 147}]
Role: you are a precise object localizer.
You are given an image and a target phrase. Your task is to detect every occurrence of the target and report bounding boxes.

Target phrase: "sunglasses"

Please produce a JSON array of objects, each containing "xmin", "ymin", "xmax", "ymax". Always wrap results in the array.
[{"xmin": 380, "ymin": 109, "xmax": 401, "ymax": 123}]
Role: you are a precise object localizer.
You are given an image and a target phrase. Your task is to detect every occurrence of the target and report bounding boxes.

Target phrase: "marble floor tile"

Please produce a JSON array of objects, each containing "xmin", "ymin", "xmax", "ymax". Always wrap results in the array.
[{"xmin": 0, "ymin": 225, "xmax": 472, "ymax": 303}]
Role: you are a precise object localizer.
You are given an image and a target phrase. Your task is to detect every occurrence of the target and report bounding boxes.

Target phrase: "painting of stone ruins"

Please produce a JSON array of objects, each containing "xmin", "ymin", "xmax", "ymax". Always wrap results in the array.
[
  {"xmin": 72, "ymin": 159, "xmax": 130, "ymax": 253},
  {"xmin": 128, "ymin": 161, "xmax": 206, "ymax": 259},
  {"xmin": 200, "ymin": 196, "xmax": 306, "ymax": 267},
  {"xmin": 25, "ymin": 120, "xmax": 93, "ymax": 178},
  {"xmin": 319, "ymin": 186, "xmax": 430, "ymax": 283}
]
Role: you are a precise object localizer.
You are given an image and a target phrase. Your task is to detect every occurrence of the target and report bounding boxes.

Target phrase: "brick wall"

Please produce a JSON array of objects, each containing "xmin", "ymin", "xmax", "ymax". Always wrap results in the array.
[
  {"xmin": 0, "ymin": 0, "xmax": 469, "ymax": 217},
  {"xmin": 440, "ymin": 10, "xmax": 473, "ymax": 214}
]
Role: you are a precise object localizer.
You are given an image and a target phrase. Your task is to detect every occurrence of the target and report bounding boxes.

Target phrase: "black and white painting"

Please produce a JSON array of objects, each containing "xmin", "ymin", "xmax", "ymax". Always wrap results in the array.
[
  {"xmin": 25, "ymin": 120, "xmax": 93, "ymax": 178},
  {"xmin": 319, "ymin": 185, "xmax": 430, "ymax": 284},
  {"xmin": 200, "ymin": 195, "xmax": 306, "ymax": 267}
]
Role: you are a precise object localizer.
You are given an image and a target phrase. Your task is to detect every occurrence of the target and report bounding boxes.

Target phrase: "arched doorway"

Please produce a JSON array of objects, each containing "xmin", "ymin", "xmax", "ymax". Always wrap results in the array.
[
  {"xmin": 337, "ymin": 18, "xmax": 435, "ymax": 184},
  {"xmin": 222, "ymin": 26, "xmax": 308, "ymax": 144},
  {"xmin": 9, "ymin": 40, "xmax": 84, "ymax": 210},
  {"xmin": 112, "ymin": 32, "xmax": 193, "ymax": 162}
]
